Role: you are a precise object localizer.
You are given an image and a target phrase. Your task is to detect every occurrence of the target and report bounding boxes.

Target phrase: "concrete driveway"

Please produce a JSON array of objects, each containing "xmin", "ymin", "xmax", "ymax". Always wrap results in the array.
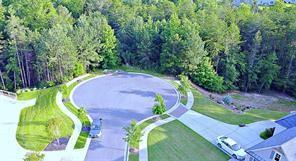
[
  {"xmin": 0, "ymin": 95, "xmax": 35, "ymax": 161},
  {"xmin": 178, "ymin": 110, "xmax": 286, "ymax": 149},
  {"xmin": 71, "ymin": 72, "xmax": 179, "ymax": 161}
]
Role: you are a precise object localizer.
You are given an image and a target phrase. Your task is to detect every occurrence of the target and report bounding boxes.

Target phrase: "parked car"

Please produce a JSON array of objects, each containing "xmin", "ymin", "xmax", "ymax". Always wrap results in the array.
[
  {"xmin": 216, "ymin": 136, "xmax": 246, "ymax": 160},
  {"xmin": 89, "ymin": 119, "xmax": 102, "ymax": 138}
]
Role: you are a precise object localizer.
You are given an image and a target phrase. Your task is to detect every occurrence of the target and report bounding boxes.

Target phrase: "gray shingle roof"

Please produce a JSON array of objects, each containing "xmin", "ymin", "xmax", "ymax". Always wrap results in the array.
[
  {"xmin": 248, "ymin": 127, "xmax": 296, "ymax": 151},
  {"xmin": 276, "ymin": 112, "xmax": 296, "ymax": 128}
]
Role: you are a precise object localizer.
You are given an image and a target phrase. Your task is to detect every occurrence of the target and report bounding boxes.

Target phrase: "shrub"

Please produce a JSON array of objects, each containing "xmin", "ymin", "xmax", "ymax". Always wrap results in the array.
[
  {"xmin": 152, "ymin": 94, "xmax": 167, "ymax": 115},
  {"xmin": 190, "ymin": 58, "xmax": 224, "ymax": 93},
  {"xmin": 260, "ymin": 127, "xmax": 275, "ymax": 140},
  {"xmin": 223, "ymin": 95, "xmax": 233, "ymax": 105},
  {"xmin": 23, "ymin": 152, "xmax": 44, "ymax": 161},
  {"xmin": 178, "ymin": 74, "xmax": 191, "ymax": 95},
  {"xmin": 123, "ymin": 120, "xmax": 142, "ymax": 149}
]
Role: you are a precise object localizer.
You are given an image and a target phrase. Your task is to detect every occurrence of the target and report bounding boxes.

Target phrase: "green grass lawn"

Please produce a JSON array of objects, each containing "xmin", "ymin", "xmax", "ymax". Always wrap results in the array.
[
  {"xmin": 148, "ymin": 120, "xmax": 229, "ymax": 161},
  {"xmin": 16, "ymin": 87, "xmax": 74, "ymax": 151},
  {"xmin": 192, "ymin": 87, "xmax": 288, "ymax": 125},
  {"xmin": 128, "ymin": 114, "xmax": 170, "ymax": 161},
  {"xmin": 17, "ymin": 90, "xmax": 41, "ymax": 100},
  {"xmin": 62, "ymin": 74, "xmax": 94, "ymax": 149}
]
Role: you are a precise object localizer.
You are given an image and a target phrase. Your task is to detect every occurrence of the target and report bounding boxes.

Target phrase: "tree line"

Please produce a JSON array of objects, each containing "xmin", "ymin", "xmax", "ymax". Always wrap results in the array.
[{"xmin": 0, "ymin": 0, "xmax": 295, "ymax": 97}]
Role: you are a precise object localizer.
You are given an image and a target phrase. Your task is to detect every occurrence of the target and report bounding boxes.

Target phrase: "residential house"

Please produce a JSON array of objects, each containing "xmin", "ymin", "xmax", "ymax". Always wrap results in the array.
[{"xmin": 245, "ymin": 113, "xmax": 296, "ymax": 161}]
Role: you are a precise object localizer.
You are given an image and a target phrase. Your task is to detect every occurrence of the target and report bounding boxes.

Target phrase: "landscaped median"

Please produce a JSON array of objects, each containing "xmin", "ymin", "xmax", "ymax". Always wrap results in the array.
[{"xmin": 62, "ymin": 74, "xmax": 96, "ymax": 149}]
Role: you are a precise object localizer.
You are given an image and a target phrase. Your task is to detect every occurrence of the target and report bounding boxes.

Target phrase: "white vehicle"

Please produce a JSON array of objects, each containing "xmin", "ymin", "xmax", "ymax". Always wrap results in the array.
[{"xmin": 216, "ymin": 136, "xmax": 246, "ymax": 160}]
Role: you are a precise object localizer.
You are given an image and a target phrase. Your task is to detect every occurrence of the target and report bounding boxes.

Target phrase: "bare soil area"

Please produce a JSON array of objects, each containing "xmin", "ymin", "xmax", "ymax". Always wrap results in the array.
[{"xmin": 193, "ymin": 84, "xmax": 296, "ymax": 113}]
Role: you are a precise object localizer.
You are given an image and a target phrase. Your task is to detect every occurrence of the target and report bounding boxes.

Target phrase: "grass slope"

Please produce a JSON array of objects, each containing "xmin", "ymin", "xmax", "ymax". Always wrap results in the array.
[
  {"xmin": 16, "ymin": 87, "xmax": 73, "ymax": 151},
  {"xmin": 148, "ymin": 120, "xmax": 229, "ymax": 161},
  {"xmin": 192, "ymin": 87, "xmax": 288, "ymax": 125}
]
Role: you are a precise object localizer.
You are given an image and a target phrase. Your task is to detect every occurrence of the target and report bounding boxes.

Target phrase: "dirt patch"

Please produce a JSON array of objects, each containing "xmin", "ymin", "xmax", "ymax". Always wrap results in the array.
[{"xmin": 193, "ymin": 83, "xmax": 296, "ymax": 113}]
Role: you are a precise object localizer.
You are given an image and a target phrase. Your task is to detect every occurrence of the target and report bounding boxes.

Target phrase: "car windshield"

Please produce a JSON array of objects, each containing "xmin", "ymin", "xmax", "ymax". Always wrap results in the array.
[{"xmin": 232, "ymin": 144, "xmax": 241, "ymax": 151}]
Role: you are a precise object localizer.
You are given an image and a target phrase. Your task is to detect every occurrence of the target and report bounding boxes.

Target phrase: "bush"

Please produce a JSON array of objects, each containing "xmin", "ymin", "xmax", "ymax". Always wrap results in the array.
[
  {"xmin": 123, "ymin": 120, "xmax": 142, "ymax": 149},
  {"xmin": 190, "ymin": 58, "xmax": 224, "ymax": 93},
  {"xmin": 178, "ymin": 74, "xmax": 191, "ymax": 95},
  {"xmin": 152, "ymin": 94, "xmax": 167, "ymax": 115},
  {"xmin": 260, "ymin": 127, "xmax": 275, "ymax": 140},
  {"xmin": 24, "ymin": 152, "xmax": 44, "ymax": 161},
  {"xmin": 73, "ymin": 62, "xmax": 86, "ymax": 77}
]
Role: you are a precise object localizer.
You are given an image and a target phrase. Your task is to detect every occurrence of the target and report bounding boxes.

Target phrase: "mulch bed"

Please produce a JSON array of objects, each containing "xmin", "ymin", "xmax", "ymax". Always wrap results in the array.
[{"xmin": 44, "ymin": 137, "xmax": 70, "ymax": 151}]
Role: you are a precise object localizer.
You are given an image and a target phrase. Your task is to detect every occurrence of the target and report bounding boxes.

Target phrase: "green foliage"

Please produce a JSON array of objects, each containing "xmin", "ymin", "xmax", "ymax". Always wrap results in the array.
[
  {"xmin": 260, "ymin": 127, "xmax": 275, "ymax": 140},
  {"xmin": 178, "ymin": 74, "xmax": 191, "ymax": 95},
  {"xmin": 191, "ymin": 58, "xmax": 224, "ymax": 92},
  {"xmin": 123, "ymin": 120, "xmax": 142, "ymax": 148},
  {"xmin": 73, "ymin": 62, "xmax": 86, "ymax": 77},
  {"xmin": 9, "ymin": 0, "xmax": 57, "ymax": 30},
  {"xmin": 23, "ymin": 152, "xmax": 44, "ymax": 161},
  {"xmin": 54, "ymin": 0, "xmax": 85, "ymax": 18},
  {"xmin": 160, "ymin": 14, "xmax": 206, "ymax": 74},
  {"xmin": 0, "ymin": 0, "xmax": 295, "ymax": 98},
  {"xmin": 16, "ymin": 87, "xmax": 73, "ymax": 150},
  {"xmin": 152, "ymin": 94, "xmax": 167, "ymax": 115},
  {"xmin": 47, "ymin": 117, "xmax": 63, "ymax": 145}
]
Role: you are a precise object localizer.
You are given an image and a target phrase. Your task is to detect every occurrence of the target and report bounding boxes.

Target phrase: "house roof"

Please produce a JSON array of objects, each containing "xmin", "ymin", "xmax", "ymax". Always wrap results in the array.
[
  {"xmin": 247, "ymin": 127, "xmax": 296, "ymax": 151},
  {"xmin": 276, "ymin": 112, "xmax": 296, "ymax": 129}
]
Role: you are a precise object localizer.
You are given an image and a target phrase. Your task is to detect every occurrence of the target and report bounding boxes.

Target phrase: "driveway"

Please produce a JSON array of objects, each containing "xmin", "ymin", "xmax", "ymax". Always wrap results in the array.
[
  {"xmin": 0, "ymin": 95, "xmax": 35, "ymax": 161},
  {"xmin": 71, "ymin": 72, "xmax": 179, "ymax": 161},
  {"xmin": 178, "ymin": 110, "xmax": 286, "ymax": 149}
]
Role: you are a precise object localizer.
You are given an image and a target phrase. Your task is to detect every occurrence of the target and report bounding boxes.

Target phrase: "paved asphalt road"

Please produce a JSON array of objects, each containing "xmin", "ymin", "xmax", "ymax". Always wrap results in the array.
[{"xmin": 72, "ymin": 72, "xmax": 178, "ymax": 161}]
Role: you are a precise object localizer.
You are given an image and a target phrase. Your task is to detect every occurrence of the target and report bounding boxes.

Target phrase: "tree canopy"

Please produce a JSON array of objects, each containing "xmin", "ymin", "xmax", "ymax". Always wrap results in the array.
[{"xmin": 0, "ymin": 0, "xmax": 295, "ymax": 97}]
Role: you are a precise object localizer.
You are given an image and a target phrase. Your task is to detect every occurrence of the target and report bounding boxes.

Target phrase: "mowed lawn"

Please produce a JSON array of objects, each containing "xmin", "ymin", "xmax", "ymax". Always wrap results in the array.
[
  {"xmin": 129, "ymin": 115, "xmax": 170, "ymax": 161},
  {"xmin": 16, "ymin": 87, "xmax": 73, "ymax": 151},
  {"xmin": 17, "ymin": 90, "xmax": 41, "ymax": 100},
  {"xmin": 191, "ymin": 87, "xmax": 288, "ymax": 125},
  {"xmin": 148, "ymin": 120, "xmax": 229, "ymax": 161}
]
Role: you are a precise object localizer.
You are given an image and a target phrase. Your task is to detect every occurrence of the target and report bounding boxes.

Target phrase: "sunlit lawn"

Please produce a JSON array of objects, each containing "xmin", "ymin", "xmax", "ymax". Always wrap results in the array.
[
  {"xmin": 148, "ymin": 120, "xmax": 229, "ymax": 161},
  {"xmin": 128, "ymin": 114, "xmax": 170, "ymax": 161},
  {"xmin": 16, "ymin": 87, "xmax": 73, "ymax": 151}
]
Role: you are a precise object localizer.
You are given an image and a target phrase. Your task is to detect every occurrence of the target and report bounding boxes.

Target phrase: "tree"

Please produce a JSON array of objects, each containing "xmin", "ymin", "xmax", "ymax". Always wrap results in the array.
[
  {"xmin": 9, "ymin": 0, "xmax": 57, "ymax": 31},
  {"xmin": 53, "ymin": 0, "xmax": 85, "ymax": 18},
  {"xmin": 152, "ymin": 94, "xmax": 166, "ymax": 115},
  {"xmin": 23, "ymin": 152, "xmax": 44, "ymax": 161},
  {"xmin": 47, "ymin": 118, "xmax": 63, "ymax": 145},
  {"xmin": 191, "ymin": 57, "xmax": 224, "ymax": 92},
  {"xmin": 37, "ymin": 24, "xmax": 77, "ymax": 83},
  {"xmin": 123, "ymin": 120, "xmax": 141, "ymax": 150},
  {"xmin": 178, "ymin": 74, "xmax": 191, "ymax": 95},
  {"xmin": 257, "ymin": 52, "xmax": 280, "ymax": 93},
  {"xmin": 72, "ymin": 12, "xmax": 118, "ymax": 70},
  {"xmin": 160, "ymin": 14, "xmax": 207, "ymax": 74}
]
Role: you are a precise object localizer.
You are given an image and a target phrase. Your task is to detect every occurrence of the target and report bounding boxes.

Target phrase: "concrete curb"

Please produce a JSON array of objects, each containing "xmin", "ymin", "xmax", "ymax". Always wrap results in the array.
[
  {"xmin": 66, "ymin": 74, "xmax": 91, "ymax": 87},
  {"xmin": 56, "ymin": 92, "xmax": 82, "ymax": 151}
]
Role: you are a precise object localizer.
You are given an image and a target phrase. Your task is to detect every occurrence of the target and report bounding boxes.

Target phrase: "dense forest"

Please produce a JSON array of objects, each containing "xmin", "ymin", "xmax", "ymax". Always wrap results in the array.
[{"xmin": 0, "ymin": 0, "xmax": 295, "ymax": 97}]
